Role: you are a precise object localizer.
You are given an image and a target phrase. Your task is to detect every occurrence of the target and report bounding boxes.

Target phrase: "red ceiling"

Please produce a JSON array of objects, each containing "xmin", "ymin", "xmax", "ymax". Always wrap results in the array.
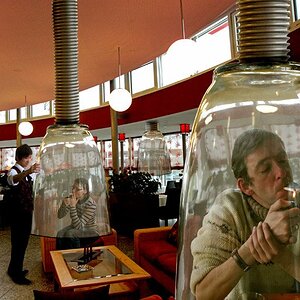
[{"xmin": 0, "ymin": 0, "xmax": 235, "ymax": 111}]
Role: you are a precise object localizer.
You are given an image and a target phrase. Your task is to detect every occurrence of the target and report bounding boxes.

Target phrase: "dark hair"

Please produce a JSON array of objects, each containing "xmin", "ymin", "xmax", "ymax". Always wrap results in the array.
[
  {"xmin": 231, "ymin": 129, "xmax": 285, "ymax": 184},
  {"xmin": 15, "ymin": 144, "xmax": 33, "ymax": 161},
  {"xmin": 74, "ymin": 178, "xmax": 89, "ymax": 195}
]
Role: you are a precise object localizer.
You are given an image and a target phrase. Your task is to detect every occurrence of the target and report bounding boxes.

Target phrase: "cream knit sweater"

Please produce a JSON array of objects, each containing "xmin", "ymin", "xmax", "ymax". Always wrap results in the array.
[{"xmin": 190, "ymin": 188, "xmax": 300, "ymax": 299}]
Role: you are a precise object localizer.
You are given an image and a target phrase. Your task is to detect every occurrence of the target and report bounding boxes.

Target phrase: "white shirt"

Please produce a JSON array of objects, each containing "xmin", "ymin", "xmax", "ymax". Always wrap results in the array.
[{"xmin": 7, "ymin": 163, "xmax": 34, "ymax": 186}]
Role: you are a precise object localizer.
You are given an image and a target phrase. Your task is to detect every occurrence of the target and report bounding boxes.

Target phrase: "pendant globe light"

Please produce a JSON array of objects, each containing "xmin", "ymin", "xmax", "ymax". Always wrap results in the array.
[
  {"xmin": 167, "ymin": 0, "xmax": 197, "ymax": 75},
  {"xmin": 108, "ymin": 47, "xmax": 132, "ymax": 112},
  {"xmin": 137, "ymin": 121, "xmax": 171, "ymax": 176},
  {"xmin": 176, "ymin": 0, "xmax": 300, "ymax": 299},
  {"xmin": 32, "ymin": 0, "xmax": 111, "ymax": 252},
  {"xmin": 18, "ymin": 97, "xmax": 33, "ymax": 136},
  {"xmin": 18, "ymin": 121, "xmax": 33, "ymax": 136}
]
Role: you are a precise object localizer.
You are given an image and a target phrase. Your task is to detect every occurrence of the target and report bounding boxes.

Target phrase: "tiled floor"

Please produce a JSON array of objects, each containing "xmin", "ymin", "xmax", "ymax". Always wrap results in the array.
[
  {"xmin": 0, "ymin": 228, "xmax": 54, "ymax": 300},
  {"xmin": 0, "ymin": 228, "xmax": 135, "ymax": 300}
]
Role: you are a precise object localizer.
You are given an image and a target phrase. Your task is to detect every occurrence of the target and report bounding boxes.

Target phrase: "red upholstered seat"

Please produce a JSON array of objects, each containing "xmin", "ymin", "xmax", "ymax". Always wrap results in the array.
[
  {"xmin": 139, "ymin": 240, "xmax": 176, "ymax": 262},
  {"xmin": 157, "ymin": 252, "xmax": 177, "ymax": 275},
  {"xmin": 134, "ymin": 226, "xmax": 177, "ymax": 295}
]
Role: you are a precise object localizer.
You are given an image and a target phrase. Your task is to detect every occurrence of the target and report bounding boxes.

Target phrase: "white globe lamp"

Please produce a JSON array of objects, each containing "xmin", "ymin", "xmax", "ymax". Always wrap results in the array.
[
  {"xmin": 18, "ymin": 121, "xmax": 33, "ymax": 136},
  {"xmin": 109, "ymin": 88, "xmax": 132, "ymax": 112},
  {"xmin": 167, "ymin": 38, "xmax": 198, "ymax": 75},
  {"xmin": 167, "ymin": 38, "xmax": 197, "ymax": 58}
]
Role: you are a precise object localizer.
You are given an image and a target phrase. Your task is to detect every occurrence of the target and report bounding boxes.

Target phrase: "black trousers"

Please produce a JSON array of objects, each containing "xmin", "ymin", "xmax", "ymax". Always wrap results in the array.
[{"xmin": 8, "ymin": 208, "xmax": 32, "ymax": 277}]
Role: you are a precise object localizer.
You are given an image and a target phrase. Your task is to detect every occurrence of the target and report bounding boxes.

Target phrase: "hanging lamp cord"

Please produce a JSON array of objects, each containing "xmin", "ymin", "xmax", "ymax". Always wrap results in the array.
[
  {"xmin": 180, "ymin": 0, "xmax": 186, "ymax": 39},
  {"xmin": 118, "ymin": 46, "xmax": 121, "ymax": 88}
]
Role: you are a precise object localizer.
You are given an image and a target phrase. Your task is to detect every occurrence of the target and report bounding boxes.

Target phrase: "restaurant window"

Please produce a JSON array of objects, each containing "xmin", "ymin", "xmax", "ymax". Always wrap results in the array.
[
  {"xmin": 103, "ymin": 140, "xmax": 113, "ymax": 168},
  {"xmin": 7, "ymin": 107, "xmax": 28, "ymax": 122},
  {"xmin": 131, "ymin": 62, "xmax": 155, "ymax": 94},
  {"xmin": 1, "ymin": 148, "xmax": 16, "ymax": 170},
  {"xmin": 1, "ymin": 146, "xmax": 39, "ymax": 171},
  {"xmin": 79, "ymin": 85, "xmax": 100, "ymax": 110},
  {"xmin": 32, "ymin": 101, "xmax": 52, "ymax": 118},
  {"xmin": 132, "ymin": 137, "xmax": 142, "ymax": 168},
  {"xmin": 119, "ymin": 138, "xmax": 130, "ymax": 168},
  {"xmin": 8, "ymin": 109, "xmax": 16, "ymax": 122},
  {"xmin": 160, "ymin": 17, "xmax": 231, "ymax": 87},
  {"xmin": 0, "ymin": 111, "xmax": 6, "ymax": 124},
  {"xmin": 193, "ymin": 17, "xmax": 231, "ymax": 73},
  {"xmin": 160, "ymin": 49, "xmax": 197, "ymax": 87},
  {"xmin": 165, "ymin": 132, "xmax": 188, "ymax": 168},
  {"xmin": 20, "ymin": 107, "xmax": 27, "ymax": 119},
  {"xmin": 293, "ymin": 0, "xmax": 300, "ymax": 20},
  {"xmin": 101, "ymin": 81, "xmax": 111, "ymax": 105}
]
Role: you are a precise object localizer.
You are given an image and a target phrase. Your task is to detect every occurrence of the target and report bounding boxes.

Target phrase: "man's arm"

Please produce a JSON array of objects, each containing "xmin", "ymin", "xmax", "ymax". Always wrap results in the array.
[
  {"xmin": 69, "ymin": 198, "xmax": 96, "ymax": 230},
  {"xmin": 194, "ymin": 219, "xmax": 295, "ymax": 300},
  {"xmin": 9, "ymin": 163, "xmax": 40, "ymax": 185},
  {"xmin": 195, "ymin": 242, "xmax": 256, "ymax": 300}
]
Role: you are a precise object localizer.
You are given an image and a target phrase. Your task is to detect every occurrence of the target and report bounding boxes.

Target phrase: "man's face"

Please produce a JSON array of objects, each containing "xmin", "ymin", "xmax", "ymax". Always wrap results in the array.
[
  {"xmin": 240, "ymin": 139, "xmax": 292, "ymax": 208},
  {"xmin": 19, "ymin": 155, "xmax": 32, "ymax": 168}
]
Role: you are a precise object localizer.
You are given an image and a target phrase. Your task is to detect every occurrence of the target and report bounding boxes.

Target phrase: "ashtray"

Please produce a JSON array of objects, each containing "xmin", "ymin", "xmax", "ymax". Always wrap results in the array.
[{"xmin": 72, "ymin": 264, "xmax": 94, "ymax": 273}]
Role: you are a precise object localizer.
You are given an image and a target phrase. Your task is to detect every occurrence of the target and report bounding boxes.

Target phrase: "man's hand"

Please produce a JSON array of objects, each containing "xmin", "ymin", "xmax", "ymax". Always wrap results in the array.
[
  {"xmin": 247, "ymin": 222, "xmax": 284, "ymax": 264},
  {"xmin": 30, "ymin": 163, "xmax": 41, "ymax": 174},
  {"xmin": 63, "ymin": 196, "xmax": 71, "ymax": 206},
  {"xmin": 264, "ymin": 199, "xmax": 300, "ymax": 244}
]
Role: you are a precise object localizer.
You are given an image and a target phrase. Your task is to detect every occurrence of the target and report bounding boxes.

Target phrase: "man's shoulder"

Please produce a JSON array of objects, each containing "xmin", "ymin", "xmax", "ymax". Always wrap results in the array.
[
  {"xmin": 205, "ymin": 188, "xmax": 249, "ymax": 228},
  {"xmin": 84, "ymin": 196, "xmax": 97, "ymax": 206},
  {"xmin": 215, "ymin": 188, "xmax": 243, "ymax": 203},
  {"xmin": 8, "ymin": 164, "xmax": 21, "ymax": 174},
  {"xmin": 210, "ymin": 188, "xmax": 247, "ymax": 216}
]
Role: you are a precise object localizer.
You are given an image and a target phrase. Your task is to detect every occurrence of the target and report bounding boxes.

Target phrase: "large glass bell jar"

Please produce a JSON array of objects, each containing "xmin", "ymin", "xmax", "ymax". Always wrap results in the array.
[
  {"xmin": 176, "ymin": 0, "xmax": 300, "ymax": 299},
  {"xmin": 137, "ymin": 121, "xmax": 171, "ymax": 176},
  {"xmin": 32, "ymin": 124, "xmax": 111, "ymax": 238}
]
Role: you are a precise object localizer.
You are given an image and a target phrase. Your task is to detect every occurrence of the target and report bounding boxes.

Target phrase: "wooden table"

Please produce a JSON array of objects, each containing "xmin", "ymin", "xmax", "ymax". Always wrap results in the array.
[{"xmin": 50, "ymin": 245, "xmax": 151, "ymax": 298}]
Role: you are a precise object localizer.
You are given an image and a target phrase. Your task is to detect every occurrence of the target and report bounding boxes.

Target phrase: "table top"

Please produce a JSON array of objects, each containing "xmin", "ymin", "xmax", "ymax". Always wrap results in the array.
[{"xmin": 50, "ymin": 245, "xmax": 150, "ymax": 290}]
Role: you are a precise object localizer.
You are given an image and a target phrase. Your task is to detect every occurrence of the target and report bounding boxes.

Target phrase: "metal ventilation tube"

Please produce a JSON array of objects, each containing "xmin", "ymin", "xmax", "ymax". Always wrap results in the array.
[
  {"xmin": 237, "ymin": 0, "xmax": 290, "ymax": 61},
  {"xmin": 52, "ymin": 0, "xmax": 79, "ymax": 124},
  {"xmin": 146, "ymin": 121, "xmax": 159, "ymax": 132}
]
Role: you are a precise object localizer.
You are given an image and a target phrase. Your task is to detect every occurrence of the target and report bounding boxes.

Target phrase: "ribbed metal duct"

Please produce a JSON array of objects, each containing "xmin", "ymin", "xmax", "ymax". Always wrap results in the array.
[
  {"xmin": 52, "ymin": 0, "xmax": 79, "ymax": 124},
  {"xmin": 237, "ymin": 0, "xmax": 290, "ymax": 61}
]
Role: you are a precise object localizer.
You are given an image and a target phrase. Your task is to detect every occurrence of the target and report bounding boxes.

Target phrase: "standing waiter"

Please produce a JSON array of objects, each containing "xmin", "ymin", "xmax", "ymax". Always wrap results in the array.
[{"xmin": 6, "ymin": 144, "xmax": 40, "ymax": 285}]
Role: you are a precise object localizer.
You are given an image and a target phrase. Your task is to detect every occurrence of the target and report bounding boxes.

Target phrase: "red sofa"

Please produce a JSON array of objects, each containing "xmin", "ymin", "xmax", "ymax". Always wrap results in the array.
[{"xmin": 134, "ymin": 226, "xmax": 177, "ymax": 296}]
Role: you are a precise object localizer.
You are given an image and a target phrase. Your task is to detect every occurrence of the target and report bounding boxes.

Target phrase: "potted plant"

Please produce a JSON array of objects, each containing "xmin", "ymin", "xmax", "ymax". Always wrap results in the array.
[
  {"xmin": 109, "ymin": 170, "xmax": 161, "ymax": 195},
  {"xmin": 108, "ymin": 169, "xmax": 161, "ymax": 236}
]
